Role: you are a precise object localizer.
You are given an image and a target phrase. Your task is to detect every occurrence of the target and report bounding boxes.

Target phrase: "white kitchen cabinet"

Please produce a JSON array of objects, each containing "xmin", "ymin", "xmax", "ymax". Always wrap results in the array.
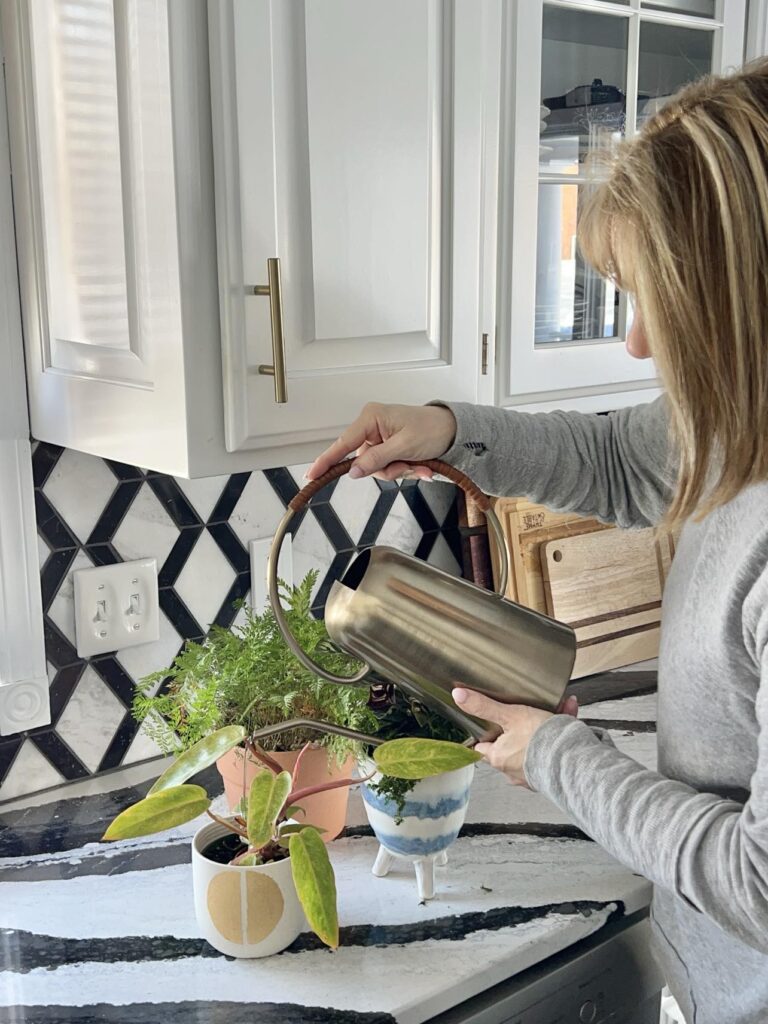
[
  {"xmin": 496, "ymin": 0, "xmax": 747, "ymax": 414},
  {"xmin": 208, "ymin": 0, "xmax": 500, "ymax": 453},
  {"xmin": 3, "ymin": 0, "xmax": 499, "ymax": 476}
]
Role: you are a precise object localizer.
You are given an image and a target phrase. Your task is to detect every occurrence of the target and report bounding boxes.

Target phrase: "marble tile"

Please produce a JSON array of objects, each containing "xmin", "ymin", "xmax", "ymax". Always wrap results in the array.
[
  {"xmin": 425, "ymin": 532, "xmax": 462, "ymax": 575},
  {"xmin": 122, "ymin": 720, "xmax": 166, "ymax": 766},
  {"xmin": 584, "ymin": 692, "xmax": 657, "ymax": 722},
  {"xmin": 227, "ymin": 471, "xmax": 287, "ymax": 548},
  {"xmin": 111, "ymin": 482, "xmax": 180, "ymax": 567},
  {"xmin": 174, "ymin": 475, "xmax": 231, "ymax": 522},
  {"xmin": 41, "ymin": 448, "xmax": 118, "ymax": 544},
  {"xmin": 173, "ymin": 530, "xmax": 237, "ymax": 632},
  {"xmin": 115, "ymin": 610, "xmax": 183, "ymax": 684},
  {"xmin": 375, "ymin": 492, "xmax": 423, "ymax": 553},
  {"xmin": 0, "ymin": 740, "xmax": 64, "ymax": 801},
  {"xmin": 328, "ymin": 474, "xmax": 381, "ymax": 545},
  {"xmin": 54, "ymin": 666, "xmax": 127, "ymax": 773},
  {"xmin": 419, "ymin": 479, "xmax": 456, "ymax": 525},
  {"xmin": 48, "ymin": 550, "xmax": 96, "ymax": 646},
  {"xmin": 291, "ymin": 510, "xmax": 339, "ymax": 600}
]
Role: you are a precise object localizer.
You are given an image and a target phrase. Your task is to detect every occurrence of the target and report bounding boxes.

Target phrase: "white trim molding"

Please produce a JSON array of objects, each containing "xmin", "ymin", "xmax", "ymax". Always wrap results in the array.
[
  {"xmin": 0, "ymin": 19, "xmax": 49, "ymax": 735},
  {"xmin": 746, "ymin": 0, "xmax": 768, "ymax": 59}
]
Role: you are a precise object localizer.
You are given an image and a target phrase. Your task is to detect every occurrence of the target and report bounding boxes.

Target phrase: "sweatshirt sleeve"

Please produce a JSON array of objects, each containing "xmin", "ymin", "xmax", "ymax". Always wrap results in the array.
[
  {"xmin": 434, "ymin": 396, "xmax": 676, "ymax": 528},
  {"xmin": 524, "ymin": 576, "xmax": 768, "ymax": 953}
]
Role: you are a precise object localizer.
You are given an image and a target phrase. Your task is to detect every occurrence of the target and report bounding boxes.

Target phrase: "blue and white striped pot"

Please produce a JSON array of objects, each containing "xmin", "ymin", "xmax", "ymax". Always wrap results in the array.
[{"xmin": 359, "ymin": 760, "xmax": 474, "ymax": 899}]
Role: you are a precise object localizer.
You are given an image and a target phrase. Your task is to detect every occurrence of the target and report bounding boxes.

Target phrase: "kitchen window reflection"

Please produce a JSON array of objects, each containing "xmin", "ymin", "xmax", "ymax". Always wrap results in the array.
[
  {"xmin": 637, "ymin": 21, "xmax": 714, "ymax": 126},
  {"xmin": 535, "ymin": 183, "xmax": 619, "ymax": 345}
]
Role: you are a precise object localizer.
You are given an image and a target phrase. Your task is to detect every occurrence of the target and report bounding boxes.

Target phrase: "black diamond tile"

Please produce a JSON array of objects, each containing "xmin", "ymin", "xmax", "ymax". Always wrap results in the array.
[
  {"xmin": 98, "ymin": 711, "xmax": 141, "ymax": 772},
  {"xmin": 35, "ymin": 492, "xmax": 79, "ymax": 551},
  {"xmin": 32, "ymin": 443, "xmax": 64, "ymax": 489},
  {"xmin": 159, "ymin": 588, "xmax": 204, "ymax": 642},
  {"xmin": 0, "ymin": 736, "xmax": 24, "ymax": 790},
  {"xmin": 414, "ymin": 531, "xmax": 439, "ymax": 562},
  {"xmin": 146, "ymin": 475, "xmax": 201, "ymax": 528},
  {"xmin": 311, "ymin": 503, "xmax": 355, "ymax": 552},
  {"xmin": 91, "ymin": 657, "xmax": 135, "ymax": 707},
  {"xmin": 44, "ymin": 619, "xmax": 80, "ymax": 671},
  {"xmin": 158, "ymin": 527, "xmax": 203, "ymax": 588},
  {"xmin": 209, "ymin": 473, "xmax": 251, "ymax": 522},
  {"xmin": 207, "ymin": 523, "xmax": 250, "ymax": 574},
  {"xmin": 48, "ymin": 663, "xmax": 87, "ymax": 723},
  {"xmin": 106, "ymin": 460, "xmax": 145, "ymax": 482},
  {"xmin": 41, "ymin": 549, "xmax": 78, "ymax": 613},
  {"xmin": 213, "ymin": 573, "xmax": 251, "ymax": 630},
  {"xmin": 312, "ymin": 550, "xmax": 355, "ymax": 617},
  {"xmin": 400, "ymin": 484, "xmax": 440, "ymax": 533},
  {"xmin": 28, "ymin": 730, "xmax": 89, "ymax": 781},
  {"xmin": 86, "ymin": 480, "xmax": 142, "ymax": 545},
  {"xmin": 263, "ymin": 466, "xmax": 299, "ymax": 507},
  {"xmin": 84, "ymin": 543, "xmax": 121, "ymax": 567},
  {"xmin": 358, "ymin": 489, "xmax": 399, "ymax": 548}
]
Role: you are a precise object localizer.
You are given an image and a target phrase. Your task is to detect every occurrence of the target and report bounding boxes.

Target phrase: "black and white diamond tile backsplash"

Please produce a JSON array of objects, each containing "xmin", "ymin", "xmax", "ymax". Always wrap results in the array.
[{"xmin": 0, "ymin": 444, "xmax": 464, "ymax": 803}]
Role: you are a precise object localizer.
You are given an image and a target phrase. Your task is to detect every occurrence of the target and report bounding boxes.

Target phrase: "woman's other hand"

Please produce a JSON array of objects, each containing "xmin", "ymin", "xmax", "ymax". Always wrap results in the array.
[
  {"xmin": 452, "ymin": 687, "xmax": 579, "ymax": 788},
  {"xmin": 306, "ymin": 403, "xmax": 457, "ymax": 482}
]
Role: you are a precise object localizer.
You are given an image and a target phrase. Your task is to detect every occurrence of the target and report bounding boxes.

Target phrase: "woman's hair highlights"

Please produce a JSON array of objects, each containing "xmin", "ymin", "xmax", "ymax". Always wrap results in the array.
[{"xmin": 579, "ymin": 59, "xmax": 768, "ymax": 524}]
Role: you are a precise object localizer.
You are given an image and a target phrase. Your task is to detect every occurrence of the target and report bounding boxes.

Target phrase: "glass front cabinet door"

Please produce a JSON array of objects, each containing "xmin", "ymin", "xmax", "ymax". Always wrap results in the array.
[{"xmin": 497, "ymin": 0, "xmax": 746, "ymax": 413}]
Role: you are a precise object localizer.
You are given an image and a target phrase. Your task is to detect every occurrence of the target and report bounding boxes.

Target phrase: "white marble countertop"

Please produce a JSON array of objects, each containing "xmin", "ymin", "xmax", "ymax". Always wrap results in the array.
[{"xmin": 0, "ymin": 667, "xmax": 657, "ymax": 1024}]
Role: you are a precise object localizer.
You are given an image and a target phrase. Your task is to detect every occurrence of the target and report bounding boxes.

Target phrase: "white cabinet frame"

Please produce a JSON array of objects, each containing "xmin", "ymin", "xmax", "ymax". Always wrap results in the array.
[
  {"xmin": 0, "ymin": 20, "xmax": 49, "ymax": 737},
  {"xmin": 496, "ymin": 0, "xmax": 746, "ymax": 413}
]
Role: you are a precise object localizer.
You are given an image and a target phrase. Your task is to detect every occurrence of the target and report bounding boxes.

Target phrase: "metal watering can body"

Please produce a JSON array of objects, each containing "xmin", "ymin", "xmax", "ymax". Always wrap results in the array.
[{"xmin": 268, "ymin": 459, "xmax": 576, "ymax": 743}]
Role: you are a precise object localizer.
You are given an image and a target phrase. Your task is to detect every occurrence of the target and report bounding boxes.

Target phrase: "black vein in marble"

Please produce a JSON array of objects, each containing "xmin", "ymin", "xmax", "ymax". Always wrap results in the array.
[
  {"xmin": 0, "ymin": 840, "xmax": 191, "ymax": 882},
  {"xmin": 1, "ymin": 900, "xmax": 621, "ymax": 974},
  {"xmin": 0, "ymin": 1001, "xmax": 397, "ymax": 1023},
  {"xmin": 566, "ymin": 671, "xmax": 656, "ymax": 706},
  {"xmin": 342, "ymin": 821, "xmax": 593, "ymax": 842}
]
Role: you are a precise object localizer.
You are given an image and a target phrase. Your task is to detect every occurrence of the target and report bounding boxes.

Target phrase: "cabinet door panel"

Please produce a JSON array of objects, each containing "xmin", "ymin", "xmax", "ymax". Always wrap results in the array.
[{"xmin": 211, "ymin": 0, "xmax": 495, "ymax": 452}]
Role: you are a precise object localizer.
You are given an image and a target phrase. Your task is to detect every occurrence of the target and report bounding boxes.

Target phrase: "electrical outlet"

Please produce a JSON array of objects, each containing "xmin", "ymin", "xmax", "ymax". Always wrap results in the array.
[
  {"xmin": 250, "ymin": 536, "xmax": 293, "ymax": 614},
  {"xmin": 73, "ymin": 558, "xmax": 160, "ymax": 657}
]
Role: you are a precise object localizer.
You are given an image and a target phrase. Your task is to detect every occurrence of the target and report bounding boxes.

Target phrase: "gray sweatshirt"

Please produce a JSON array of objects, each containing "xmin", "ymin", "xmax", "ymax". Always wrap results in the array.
[{"xmin": 440, "ymin": 397, "xmax": 768, "ymax": 1024}]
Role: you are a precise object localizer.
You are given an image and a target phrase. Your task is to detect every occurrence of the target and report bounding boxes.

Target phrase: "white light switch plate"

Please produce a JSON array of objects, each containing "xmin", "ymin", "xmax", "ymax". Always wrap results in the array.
[
  {"xmin": 73, "ymin": 558, "xmax": 160, "ymax": 657},
  {"xmin": 250, "ymin": 536, "xmax": 293, "ymax": 614}
]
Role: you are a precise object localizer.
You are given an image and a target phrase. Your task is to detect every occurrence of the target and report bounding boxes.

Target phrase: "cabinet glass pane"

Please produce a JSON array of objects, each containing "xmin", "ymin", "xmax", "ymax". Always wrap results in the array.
[
  {"xmin": 535, "ymin": 183, "xmax": 619, "ymax": 344},
  {"xmin": 642, "ymin": 1, "xmax": 715, "ymax": 17},
  {"xmin": 29, "ymin": 0, "xmax": 130, "ymax": 349},
  {"xmin": 637, "ymin": 22, "xmax": 714, "ymax": 124},
  {"xmin": 540, "ymin": 7, "xmax": 628, "ymax": 175}
]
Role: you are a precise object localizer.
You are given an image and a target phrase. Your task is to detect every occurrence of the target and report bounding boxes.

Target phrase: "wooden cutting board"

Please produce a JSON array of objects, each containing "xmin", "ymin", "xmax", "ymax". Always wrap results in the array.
[{"xmin": 541, "ymin": 527, "xmax": 675, "ymax": 678}]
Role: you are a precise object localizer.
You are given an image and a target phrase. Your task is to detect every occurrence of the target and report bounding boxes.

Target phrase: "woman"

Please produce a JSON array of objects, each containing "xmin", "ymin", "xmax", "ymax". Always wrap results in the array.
[{"xmin": 308, "ymin": 62, "xmax": 768, "ymax": 1023}]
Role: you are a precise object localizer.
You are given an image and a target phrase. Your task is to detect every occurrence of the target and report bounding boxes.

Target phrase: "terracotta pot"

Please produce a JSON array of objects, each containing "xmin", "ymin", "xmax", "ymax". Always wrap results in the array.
[
  {"xmin": 192, "ymin": 820, "xmax": 305, "ymax": 958},
  {"xmin": 216, "ymin": 745, "xmax": 355, "ymax": 841}
]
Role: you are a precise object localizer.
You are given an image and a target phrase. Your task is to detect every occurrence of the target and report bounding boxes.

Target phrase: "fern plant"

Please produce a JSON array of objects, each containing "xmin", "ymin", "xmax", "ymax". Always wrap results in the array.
[{"xmin": 133, "ymin": 571, "xmax": 378, "ymax": 763}]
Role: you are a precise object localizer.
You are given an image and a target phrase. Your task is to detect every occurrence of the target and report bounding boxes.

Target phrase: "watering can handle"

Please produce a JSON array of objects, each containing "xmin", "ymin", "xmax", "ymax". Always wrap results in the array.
[{"xmin": 268, "ymin": 458, "xmax": 511, "ymax": 686}]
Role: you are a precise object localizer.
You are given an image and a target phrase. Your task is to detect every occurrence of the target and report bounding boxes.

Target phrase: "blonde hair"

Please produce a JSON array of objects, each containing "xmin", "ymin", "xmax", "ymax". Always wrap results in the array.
[{"xmin": 579, "ymin": 59, "xmax": 768, "ymax": 524}]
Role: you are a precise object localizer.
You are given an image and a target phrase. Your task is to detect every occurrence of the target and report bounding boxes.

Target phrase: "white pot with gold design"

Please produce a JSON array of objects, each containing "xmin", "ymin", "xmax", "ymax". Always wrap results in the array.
[{"xmin": 192, "ymin": 820, "xmax": 306, "ymax": 958}]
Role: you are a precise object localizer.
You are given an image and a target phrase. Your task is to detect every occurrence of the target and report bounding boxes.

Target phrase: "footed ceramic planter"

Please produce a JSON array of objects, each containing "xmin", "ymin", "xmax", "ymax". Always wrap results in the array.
[
  {"xmin": 360, "ymin": 761, "xmax": 474, "ymax": 900},
  {"xmin": 192, "ymin": 820, "xmax": 306, "ymax": 958}
]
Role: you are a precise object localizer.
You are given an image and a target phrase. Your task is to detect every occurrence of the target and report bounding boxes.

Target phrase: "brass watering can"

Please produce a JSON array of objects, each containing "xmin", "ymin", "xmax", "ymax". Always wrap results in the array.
[{"xmin": 268, "ymin": 459, "xmax": 576, "ymax": 744}]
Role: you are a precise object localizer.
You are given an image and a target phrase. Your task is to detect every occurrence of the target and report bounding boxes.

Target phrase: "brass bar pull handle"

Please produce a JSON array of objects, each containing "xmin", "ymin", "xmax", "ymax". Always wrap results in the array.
[{"xmin": 250, "ymin": 257, "xmax": 288, "ymax": 404}]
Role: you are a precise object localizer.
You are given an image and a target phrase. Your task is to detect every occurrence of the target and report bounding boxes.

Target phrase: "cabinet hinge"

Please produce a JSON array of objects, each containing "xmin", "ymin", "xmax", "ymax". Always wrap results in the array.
[{"xmin": 481, "ymin": 333, "xmax": 489, "ymax": 375}]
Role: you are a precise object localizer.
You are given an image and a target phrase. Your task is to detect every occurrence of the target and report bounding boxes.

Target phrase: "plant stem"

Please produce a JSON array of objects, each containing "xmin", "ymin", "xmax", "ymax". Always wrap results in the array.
[
  {"xmin": 244, "ymin": 739, "xmax": 284, "ymax": 775},
  {"xmin": 206, "ymin": 809, "xmax": 247, "ymax": 838},
  {"xmin": 288, "ymin": 769, "xmax": 375, "ymax": 807}
]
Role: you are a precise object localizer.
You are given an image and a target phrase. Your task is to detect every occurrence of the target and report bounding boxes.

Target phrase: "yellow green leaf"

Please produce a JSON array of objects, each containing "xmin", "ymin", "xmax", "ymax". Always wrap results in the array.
[
  {"xmin": 290, "ymin": 827, "xmax": 338, "ymax": 948},
  {"xmin": 103, "ymin": 785, "xmax": 209, "ymax": 841},
  {"xmin": 373, "ymin": 738, "xmax": 481, "ymax": 780},
  {"xmin": 277, "ymin": 823, "xmax": 325, "ymax": 848},
  {"xmin": 148, "ymin": 726, "xmax": 246, "ymax": 795},
  {"xmin": 247, "ymin": 770, "xmax": 292, "ymax": 848}
]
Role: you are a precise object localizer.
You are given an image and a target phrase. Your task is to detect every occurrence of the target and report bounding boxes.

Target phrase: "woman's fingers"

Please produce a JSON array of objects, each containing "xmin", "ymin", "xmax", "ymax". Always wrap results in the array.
[
  {"xmin": 373, "ymin": 461, "xmax": 434, "ymax": 482},
  {"xmin": 307, "ymin": 425, "xmax": 372, "ymax": 481},
  {"xmin": 452, "ymin": 687, "xmax": 517, "ymax": 729},
  {"xmin": 559, "ymin": 695, "xmax": 579, "ymax": 718}
]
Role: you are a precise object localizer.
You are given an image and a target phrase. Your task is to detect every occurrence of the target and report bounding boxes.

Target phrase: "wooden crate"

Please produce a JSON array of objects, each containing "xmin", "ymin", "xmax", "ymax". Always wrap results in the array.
[{"xmin": 489, "ymin": 497, "xmax": 676, "ymax": 679}]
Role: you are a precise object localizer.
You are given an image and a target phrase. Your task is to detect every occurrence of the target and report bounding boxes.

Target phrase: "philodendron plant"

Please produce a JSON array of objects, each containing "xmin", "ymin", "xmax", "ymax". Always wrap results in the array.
[{"xmin": 103, "ymin": 724, "xmax": 480, "ymax": 949}]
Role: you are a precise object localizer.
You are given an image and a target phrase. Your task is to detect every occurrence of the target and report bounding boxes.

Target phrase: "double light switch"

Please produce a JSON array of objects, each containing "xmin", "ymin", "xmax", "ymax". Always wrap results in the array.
[{"xmin": 73, "ymin": 558, "xmax": 160, "ymax": 657}]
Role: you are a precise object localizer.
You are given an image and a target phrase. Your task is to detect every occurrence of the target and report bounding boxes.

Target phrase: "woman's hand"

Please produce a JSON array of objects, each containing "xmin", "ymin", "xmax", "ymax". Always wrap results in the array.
[
  {"xmin": 306, "ymin": 403, "xmax": 457, "ymax": 482},
  {"xmin": 452, "ymin": 687, "xmax": 579, "ymax": 788}
]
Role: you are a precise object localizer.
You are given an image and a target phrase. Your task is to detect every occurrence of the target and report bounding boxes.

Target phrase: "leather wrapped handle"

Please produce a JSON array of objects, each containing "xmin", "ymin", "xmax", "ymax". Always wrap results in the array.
[{"xmin": 290, "ymin": 458, "xmax": 491, "ymax": 512}]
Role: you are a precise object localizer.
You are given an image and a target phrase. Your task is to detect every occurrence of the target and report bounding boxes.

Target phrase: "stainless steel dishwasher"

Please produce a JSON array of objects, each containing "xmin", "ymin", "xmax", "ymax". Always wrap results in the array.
[{"xmin": 428, "ymin": 911, "xmax": 663, "ymax": 1024}]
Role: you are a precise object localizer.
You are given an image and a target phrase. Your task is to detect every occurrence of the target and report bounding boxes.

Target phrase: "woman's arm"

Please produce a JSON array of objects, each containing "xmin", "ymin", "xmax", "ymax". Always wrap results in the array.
[{"xmin": 437, "ymin": 397, "xmax": 676, "ymax": 529}]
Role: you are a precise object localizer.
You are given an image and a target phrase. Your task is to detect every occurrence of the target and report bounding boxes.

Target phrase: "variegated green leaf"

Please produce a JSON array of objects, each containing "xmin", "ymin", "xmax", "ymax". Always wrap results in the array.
[
  {"xmin": 290, "ymin": 827, "xmax": 338, "ymax": 948},
  {"xmin": 103, "ymin": 785, "xmax": 209, "ymax": 841},
  {"xmin": 374, "ymin": 737, "xmax": 481, "ymax": 780},
  {"xmin": 148, "ymin": 726, "xmax": 246, "ymax": 795},
  {"xmin": 247, "ymin": 770, "xmax": 292, "ymax": 848},
  {"xmin": 277, "ymin": 823, "xmax": 325, "ymax": 847}
]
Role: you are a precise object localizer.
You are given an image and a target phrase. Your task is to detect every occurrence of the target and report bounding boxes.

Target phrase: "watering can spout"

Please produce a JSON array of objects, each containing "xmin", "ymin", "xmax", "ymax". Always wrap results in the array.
[{"xmin": 268, "ymin": 459, "xmax": 576, "ymax": 743}]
